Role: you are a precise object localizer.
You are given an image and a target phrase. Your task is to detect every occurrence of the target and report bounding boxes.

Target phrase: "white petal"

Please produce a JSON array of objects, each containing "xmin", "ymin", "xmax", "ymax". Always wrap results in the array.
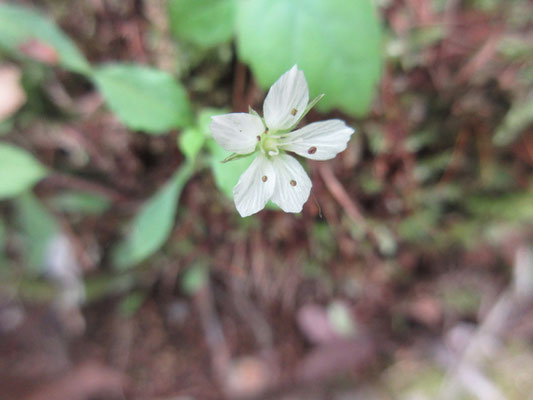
[
  {"xmin": 270, "ymin": 154, "xmax": 312, "ymax": 213},
  {"xmin": 210, "ymin": 113, "xmax": 264, "ymax": 154},
  {"xmin": 279, "ymin": 120, "xmax": 355, "ymax": 160},
  {"xmin": 263, "ymin": 65, "xmax": 309, "ymax": 131},
  {"xmin": 233, "ymin": 153, "xmax": 276, "ymax": 217}
]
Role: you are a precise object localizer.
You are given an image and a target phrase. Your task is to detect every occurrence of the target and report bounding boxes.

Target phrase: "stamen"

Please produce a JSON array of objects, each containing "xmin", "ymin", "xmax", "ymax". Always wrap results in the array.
[
  {"xmin": 262, "ymin": 176, "xmax": 268, "ymax": 182},
  {"xmin": 290, "ymin": 180, "xmax": 297, "ymax": 186},
  {"xmin": 290, "ymin": 108, "xmax": 298, "ymax": 116},
  {"xmin": 257, "ymin": 135, "xmax": 261, "ymax": 141},
  {"xmin": 307, "ymin": 146, "xmax": 317, "ymax": 154}
]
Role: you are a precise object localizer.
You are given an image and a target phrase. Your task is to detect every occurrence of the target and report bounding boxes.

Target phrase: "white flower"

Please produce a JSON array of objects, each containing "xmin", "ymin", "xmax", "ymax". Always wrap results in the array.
[{"xmin": 210, "ymin": 65, "xmax": 355, "ymax": 217}]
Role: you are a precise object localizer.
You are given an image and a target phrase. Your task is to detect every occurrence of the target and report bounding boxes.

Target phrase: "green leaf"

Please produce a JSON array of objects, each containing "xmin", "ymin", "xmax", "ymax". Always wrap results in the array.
[
  {"xmin": 181, "ymin": 263, "xmax": 209, "ymax": 295},
  {"xmin": 236, "ymin": 0, "xmax": 383, "ymax": 116},
  {"xmin": 179, "ymin": 127, "xmax": 206, "ymax": 161},
  {"xmin": 118, "ymin": 291, "xmax": 146, "ymax": 317},
  {"xmin": 0, "ymin": 3, "xmax": 91, "ymax": 75},
  {"xmin": 112, "ymin": 162, "xmax": 195, "ymax": 269},
  {"xmin": 49, "ymin": 191, "xmax": 111, "ymax": 215},
  {"xmin": 493, "ymin": 95, "xmax": 533, "ymax": 146},
  {"xmin": 207, "ymin": 140, "xmax": 254, "ymax": 199},
  {"xmin": 0, "ymin": 143, "xmax": 48, "ymax": 200},
  {"xmin": 93, "ymin": 63, "xmax": 192, "ymax": 134},
  {"xmin": 168, "ymin": 0, "xmax": 236, "ymax": 48},
  {"xmin": 15, "ymin": 192, "xmax": 59, "ymax": 272}
]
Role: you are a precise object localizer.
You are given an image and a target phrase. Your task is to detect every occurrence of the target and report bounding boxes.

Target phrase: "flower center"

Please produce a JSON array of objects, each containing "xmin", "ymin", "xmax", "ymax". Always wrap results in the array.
[{"xmin": 259, "ymin": 134, "xmax": 279, "ymax": 156}]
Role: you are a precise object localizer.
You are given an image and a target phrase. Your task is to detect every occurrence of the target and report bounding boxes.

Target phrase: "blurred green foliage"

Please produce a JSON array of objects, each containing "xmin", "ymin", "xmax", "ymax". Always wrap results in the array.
[
  {"xmin": 49, "ymin": 192, "xmax": 111, "ymax": 216},
  {"xmin": 168, "ymin": 0, "xmax": 235, "ymax": 48},
  {"xmin": 237, "ymin": 0, "xmax": 383, "ymax": 115},
  {"xmin": 0, "ymin": 143, "xmax": 48, "ymax": 200},
  {"xmin": 93, "ymin": 63, "xmax": 192, "ymax": 133},
  {"xmin": 0, "ymin": 3, "xmax": 91, "ymax": 74},
  {"xmin": 112, "ymin": 162, "xmax": 195, "ymax": 269},
  {"xmin": 15, "ymin": 192, "xmax": 58, "ymax": 272}
]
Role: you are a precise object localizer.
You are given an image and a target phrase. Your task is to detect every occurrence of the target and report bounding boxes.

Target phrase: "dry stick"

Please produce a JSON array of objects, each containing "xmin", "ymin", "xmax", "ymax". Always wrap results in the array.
[
  {"xmin": 193, "ymin": 280, "xmax": 231, "ymax": 388},
  {"xmin": 455, "ymin": 36, "xmax": 498, "ymax": 86},
  {"xmin": 438, "ymin": 247, "xmax": 533, "ymax": 400},
  {"xmin": 438, "ymin": 128, "xmax": 468, "ymax": 186},
  {"xmin": 522, "ymin": 136, "xmax": 533, "ymax": 166},
  {"xmin": 316, "ymin": 162, "xmax": 377, "ymax": 245},
  {"xmin": 438, "ymin": 291, "xmax": 512, "ymax": 400},
  {"xmin": 232, "ymin": 62, "xmax": 248, "ymax": 112}
]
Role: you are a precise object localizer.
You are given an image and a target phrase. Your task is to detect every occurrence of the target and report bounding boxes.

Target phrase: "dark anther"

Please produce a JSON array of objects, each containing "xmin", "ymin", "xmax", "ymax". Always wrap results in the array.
[{"xmin": 307, "ymin": 146, "xmax": 317, "ymax": 154}]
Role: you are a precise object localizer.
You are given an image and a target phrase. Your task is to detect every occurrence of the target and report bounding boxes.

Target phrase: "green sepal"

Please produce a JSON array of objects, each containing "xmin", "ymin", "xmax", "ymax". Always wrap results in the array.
[
  {"xmin": 249, "ymin": 105, "xmax": 260, "ymax": 117},
  {"xmin": 287, "ymin": 94, "xmax": 325, "ymax": 131},
  {"xmin": 221, "ymin": 151, "xmax": 255, "ymax": 163}
]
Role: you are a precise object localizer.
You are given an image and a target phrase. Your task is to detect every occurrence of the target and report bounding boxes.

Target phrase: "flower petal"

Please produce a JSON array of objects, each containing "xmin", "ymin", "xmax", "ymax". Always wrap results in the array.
[
  {"xmin": 270, "ymin": 154, "xmax": 312, "ymax": 213},
  {"xmin": 210, "ymin": 113, "xmax": 264, "ymax": 154},
  {"xmin": 279, "ymin": 120, "xmax": 355, "ymax": 160},
  {"xmin": 263, "ymin": 65, "xmax": 309, "ymax": 131},
  {"xmin": 233, "ymin": 153, "xmax": 276, "ymax": 217}
]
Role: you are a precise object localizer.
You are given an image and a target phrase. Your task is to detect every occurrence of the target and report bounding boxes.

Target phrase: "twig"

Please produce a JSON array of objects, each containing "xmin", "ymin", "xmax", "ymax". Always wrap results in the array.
[
  {"xmin": 193, "ymin": 279, "xmax": 231, "ymax": 386},
  {"xmin": 439, "ymin": 128, "xmax": 468, "ymax": 186},
  {"xmin": 455, "ymin": 36, "xmax": 499, "ymax": 85},
  {"xmin": 316, "ymin": 163, "xmax": 365, "ymax": 226},
  {"xmin": 438, "ymin": 247, "xmax": 533, "ymax": 400},
  {"xmin": 232, "ymin": 62, "xmax": 248, "ymax": 112}
]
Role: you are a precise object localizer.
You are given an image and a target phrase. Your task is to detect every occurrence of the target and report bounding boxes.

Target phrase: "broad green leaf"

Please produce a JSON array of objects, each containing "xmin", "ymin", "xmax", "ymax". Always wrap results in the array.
[
  {"xmin": 207, "ymin": 139, "xmax": 253, "ymax": 199},
  {"xmin": 15, "ymin": 192, "xmax": 59, "ymax": 272},
  {"xmin": 50, "ymin": 191, "xmax": 111, "ymax": 215},
  {"xmin": 179, "ymin": 127, "xmax": 206, "ymax": 161},
  {"xmin": 93, "ymin": 63, "xmax": 192, "ymax": 134},
  {"xmin": 113, "ymin": 162, "xmax": 195, "ymax": 269},
  {"xmin": 236, "ymin": 0, "xmax": 383, "ymax": 116},
  {"xmin": 168, "ymin": 0, "xmax": 235, "ymax": 48},
  {"xmin": 0, "ymin": 3, "xmax": 91, "ymax": 75},
  {"xmin": 0, "ymin": 143, "xmax": 48, "ymax": 200}
]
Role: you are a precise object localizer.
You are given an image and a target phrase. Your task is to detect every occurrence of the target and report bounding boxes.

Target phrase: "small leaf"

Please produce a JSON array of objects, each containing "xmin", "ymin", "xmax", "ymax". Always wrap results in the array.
[
  {"xmin": 493, "ymin": 95, "xmax": 533, "ymax": 146},
  {"xmin": 118, "ymin": 291, "xmax": 146, "ymax": 317},
  {"xmin": 0, "ymin": 143, "xmax": 48, "ymax": 200},
  {"xmin": 112, "ymin": 162, "xmax": 195, "ymax": 269},
  {"xmin": 179, "ymin": 127, "xmax": 206, "ymax": 161},
  {"xmin": 0, "ymin": 3, "xmax": 91, "ymax": 74},
  {"xmin": 49, "ymin": 191, "xmax": 111, "ymax": 215},
  {"xmin": 207, "ymin": 140, "xmax": 254, "ymax": 199},
  {"xmin": 236, "ymin": 0, "xmax": 383, "ymax": 116},
  {"xmin": 15, "ymin": 192, "xmax": 59, "ymax": 272},
  {"xmin": 168, "ymin": 0, "xmax": 236, "ymax": 48},
  {"xmin": 93, "ymin": 63, "xmax": 192, "ymax": 134},
  {"xmin": 181, "ymin": 263, "xmax": 209, "ymax": 295}
]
